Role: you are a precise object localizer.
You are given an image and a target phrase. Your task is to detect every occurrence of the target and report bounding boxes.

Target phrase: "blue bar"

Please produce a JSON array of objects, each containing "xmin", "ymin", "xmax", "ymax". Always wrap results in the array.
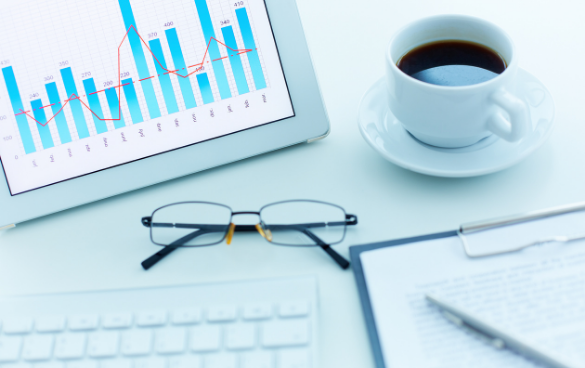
[
  {"xmin": 221, "ymin": 26, "xmax": 249, "ymax": 95},
  {"xmin": 121, "ymin": 78, "xmax": 143, "ymax": 124},
  {"xmin": 45, "ymin": 82, "xmax": 72, "ymax": 144},
  {"xmin": 148, "ymin": 38, "xmax": 179, "ymax": 114},
  {"xmin": 236, "ymin": 8, "xmax": 266, "ymax": 90},
  {"xmin": 60, "ymin": 67, "xmax": 90, "ymax": 139},
  {"xmin": 105, "ymin": 87, "xmax": 126, "ymax": 129},
  {"xmin": 165, "ymin": 28, "xmax": 197, "ymax": 109},
  {"xmin": 194, "ymin": 0, "xmax": 232, "ymax": 100},
  {"xmin": 2, "ymin": 66, "xmax": 36, "ymax": 154},
  {"xmin": 196, "ymin": 73, "xmax": 214, "ymax": 104},
  {"xmin": 118, "ymin": 0, "xmax": 161, "ymax": 119},
  {"xmin": 82, "ymin": 78, "xmax": 108, "ymax": 134},
  {"xmin": 31, "ymin": 99, "xmax": 54, "ymax": 149}
]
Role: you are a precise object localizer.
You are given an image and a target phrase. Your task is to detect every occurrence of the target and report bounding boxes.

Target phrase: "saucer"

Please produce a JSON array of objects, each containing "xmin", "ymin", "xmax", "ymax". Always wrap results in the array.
[{"xmin": 358, "ymin": 69, "xmax": 555, "ymax": 177}]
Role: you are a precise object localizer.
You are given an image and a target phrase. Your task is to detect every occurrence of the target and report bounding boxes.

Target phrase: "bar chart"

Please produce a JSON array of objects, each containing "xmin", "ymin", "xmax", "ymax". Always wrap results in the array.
[
  {"xmin": 0, "ymin": 0, "xmax": 293, "ymax": 195},
  {"xmin": 1, "ymin": 0, "xmax": 269, "ymax": 154}
]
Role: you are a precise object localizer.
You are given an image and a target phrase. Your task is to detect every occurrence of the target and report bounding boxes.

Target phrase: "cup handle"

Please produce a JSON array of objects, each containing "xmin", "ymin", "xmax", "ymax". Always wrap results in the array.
[{"xmin": 487, "ymin": 88, "xmax": 530, "ymax": 142}]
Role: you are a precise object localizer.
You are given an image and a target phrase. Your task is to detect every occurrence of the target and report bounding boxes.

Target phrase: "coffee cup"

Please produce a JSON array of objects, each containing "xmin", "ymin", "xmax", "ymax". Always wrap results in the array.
[{"xmin": 385, "ymin": 15, "xmax": 531, "ymax": 148}]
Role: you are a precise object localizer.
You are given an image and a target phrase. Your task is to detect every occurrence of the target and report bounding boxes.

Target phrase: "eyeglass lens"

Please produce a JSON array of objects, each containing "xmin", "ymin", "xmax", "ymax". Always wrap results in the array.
[
  {"xmin": 260, "ymin": 201, "xmax": 347, "ymax": 246},
  {"xmin": 151, "ymin": 202, "xmax": 232, "ymax": 247}
]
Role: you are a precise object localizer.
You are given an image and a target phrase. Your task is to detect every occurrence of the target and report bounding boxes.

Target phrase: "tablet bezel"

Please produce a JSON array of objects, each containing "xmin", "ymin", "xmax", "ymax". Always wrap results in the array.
[{"xmin": 0, "ymin": 0, "xmax": 329, "ymax": 228}]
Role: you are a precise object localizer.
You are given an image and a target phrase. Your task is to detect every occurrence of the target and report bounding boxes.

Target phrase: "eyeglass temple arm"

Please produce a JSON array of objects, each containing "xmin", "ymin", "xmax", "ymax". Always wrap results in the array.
[
  {"xmin": 298, "ymin": 228, "xmax": 350, "ymax": 270},
  {"xmin": 141, "ymin": 214, "xmax": 358, "ymax": 231},
  {"xmin": 141, "ymin": 229, "xmax": 214, "ymax": 270},
  {"xmin": 260, "ymin": 214, "xmax": 358, "ymax": 230}
]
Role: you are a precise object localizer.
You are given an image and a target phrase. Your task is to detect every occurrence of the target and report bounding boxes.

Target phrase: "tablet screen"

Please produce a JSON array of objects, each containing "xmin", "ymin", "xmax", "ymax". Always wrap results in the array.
[{"xmin": 0, "ymin": 0, "xmax": 294, "ymax": 195}]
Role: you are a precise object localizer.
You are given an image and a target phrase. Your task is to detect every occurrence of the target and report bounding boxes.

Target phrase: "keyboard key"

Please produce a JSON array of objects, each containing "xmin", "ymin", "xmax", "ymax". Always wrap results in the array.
[
  {"xmin": 243, "ymin": 303, "xmax": 272, "ymax": 321},
  {"xmin": 66, "ymin": 362, "xmax": 97, "ymax": 368},
  {"xmin": 168, "ymin": 356, "xmax": 202, "ymax": 368},
  {"xmin": 262, "ymin": 320, "xmax": 309, "ymax": 347},
  {"xmin": 99, "ymin": 360, "xmax": 132, "ymax": 368},
  {"xmin": 225, "ymin": 324, "xmax": 255, "ymax": 350},
  {"xmin": 2, "ymin": 364, "xmax": 32, "ymax": 368},
  {"xmin": 279, "ymin": 301, "xmax": 310, "ymax": 318},
  {"xmin": 207, "ymin": 306, "xmax": 237, "ymax": 322},
  {"xmin": 278, "ymin": 349, "xmax": 310, "ymax": 368},
  {"xmin": 134, "ymin": 357, "xmax": 165, "ymax": 368},
  {"xmin": 4, "ymin": 318, "xmax": 33, "ymax": 334},
  {"xmin": 55, "ymin": 334, "xmax": 86, "ymax": 359},
  {"xmin": 171, "ymin": 309, "xmax": 201, "ymax": 325},
  {"xmin": 88, "ymin": 332, "xmax": 119, "ymax": 357},
  {"xmin": 204, "ymin": 354, "xmax": 237, "ymax": 368},
  {"xmin": 33, "ymin": 363, "xmax": 64, "ymax": 368},
  {"xmin": 103, "ymin": 314, "xmax": 132, "ymax": 329},
  {"xmin": 190, "ymin": 326, "xmax": 221, "ymax": 352},
  {"xmin": 155, "ymin": 328, "xmax": 186, "ymax": 354},
  {"xmin": 22, "ymin": 335, "xmax": 54, "ymax": 361},
  {"xmin": 69, "ymin": 315, "xmax": 99, "ymax": 331},
  {"xmin": 0, "ymin": 336, "xmax": 23, "ymax": 362},
  {"xmin": 36, "ymin": 316, "xmax": 66, "ymax": 333},
  {"xmin": 121, "ymin": 330, "xmax": 152, "ymax": 356},
  {"xmin": 241, "ymin": 351, "xmax": 273, "ymax": 368},
  {"xmin": 136, "ymin": 311, "xmax": 166, "ymax": 327}
]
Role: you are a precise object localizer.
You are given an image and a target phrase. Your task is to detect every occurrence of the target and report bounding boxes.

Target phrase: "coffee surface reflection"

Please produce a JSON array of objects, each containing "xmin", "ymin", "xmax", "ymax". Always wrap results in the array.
[{"xmin": 397, "ymin": 40, "xmax": 507, "ymax": 86}]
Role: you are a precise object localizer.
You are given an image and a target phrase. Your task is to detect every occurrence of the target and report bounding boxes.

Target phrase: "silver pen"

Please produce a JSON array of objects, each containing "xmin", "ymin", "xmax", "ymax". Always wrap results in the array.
[{"xmin": 426, "ymin": 294, "xmax": 580, "ymax": 368}]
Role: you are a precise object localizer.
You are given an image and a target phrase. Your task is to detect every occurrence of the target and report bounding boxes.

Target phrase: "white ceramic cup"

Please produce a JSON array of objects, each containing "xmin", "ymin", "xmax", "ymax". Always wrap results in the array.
[{"xmin": 386, "ymin": 15, "xmax": 530, "ymax": 148}]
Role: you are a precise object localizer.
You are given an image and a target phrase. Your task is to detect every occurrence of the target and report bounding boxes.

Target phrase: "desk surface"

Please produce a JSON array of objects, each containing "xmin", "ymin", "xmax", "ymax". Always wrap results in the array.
[{"xmin": 1, "ymin": 0, "xmax": 584, "ymax": 366}]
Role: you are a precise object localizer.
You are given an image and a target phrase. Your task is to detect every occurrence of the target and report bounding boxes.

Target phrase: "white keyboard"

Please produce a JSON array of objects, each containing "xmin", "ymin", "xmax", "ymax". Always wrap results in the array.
[{"xmin": 0, "ymin": 277, "xmax": 318, "ymax": 368}]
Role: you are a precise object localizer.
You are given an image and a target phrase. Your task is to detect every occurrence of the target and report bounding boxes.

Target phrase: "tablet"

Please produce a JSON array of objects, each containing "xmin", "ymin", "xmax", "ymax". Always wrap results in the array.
[{"xmin": 0, "ymin": 0, "xmax": 328, "ymax": 228}]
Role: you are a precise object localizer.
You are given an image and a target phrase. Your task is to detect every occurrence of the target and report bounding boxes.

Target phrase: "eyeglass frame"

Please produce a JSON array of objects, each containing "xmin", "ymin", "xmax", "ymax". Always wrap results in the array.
[{"xmin": 141, "ymin": 200, "xmax": 358, "ymax": 271}]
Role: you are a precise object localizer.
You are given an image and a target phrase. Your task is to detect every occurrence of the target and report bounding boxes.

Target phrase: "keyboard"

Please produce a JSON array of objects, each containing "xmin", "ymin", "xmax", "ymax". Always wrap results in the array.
[{"xmin": 0, "ymin": 277, "xmax": 317, "ymax": 368}]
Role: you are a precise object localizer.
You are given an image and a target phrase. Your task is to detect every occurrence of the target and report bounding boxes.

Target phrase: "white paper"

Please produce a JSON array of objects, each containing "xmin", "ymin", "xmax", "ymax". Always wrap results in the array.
[{"xmin": 361, "ymin": 211, "xmax": 585, "ymax": 368}]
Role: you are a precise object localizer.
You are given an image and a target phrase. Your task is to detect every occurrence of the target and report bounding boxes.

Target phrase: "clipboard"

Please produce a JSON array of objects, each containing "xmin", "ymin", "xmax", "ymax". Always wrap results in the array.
[
  {"xmin": 349, "ymin": 201, "xmax": 585, "ymax": 368},
  {"xmin": 350, "ymin": 230, "xmax": 456, "ymax": 368}
]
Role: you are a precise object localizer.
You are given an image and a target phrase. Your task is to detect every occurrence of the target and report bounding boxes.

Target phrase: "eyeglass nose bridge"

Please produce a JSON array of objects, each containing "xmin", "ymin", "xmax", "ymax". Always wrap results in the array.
[{"xmin": 226, "ymin": 211, "xmax": 271, "ymax": 245}]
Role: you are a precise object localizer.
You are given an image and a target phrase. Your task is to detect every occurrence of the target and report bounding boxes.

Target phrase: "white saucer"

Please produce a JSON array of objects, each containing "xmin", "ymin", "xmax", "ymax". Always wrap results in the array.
[{"xmin": 358, "ymin": 69, "xmax": 555, "ymax": 177}]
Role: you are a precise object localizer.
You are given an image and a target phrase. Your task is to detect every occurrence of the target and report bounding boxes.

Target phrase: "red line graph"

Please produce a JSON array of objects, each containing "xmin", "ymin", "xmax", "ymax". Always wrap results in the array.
[{"xmin": 19, "ymin": 25, "xmax": 252, "ymax": 127}]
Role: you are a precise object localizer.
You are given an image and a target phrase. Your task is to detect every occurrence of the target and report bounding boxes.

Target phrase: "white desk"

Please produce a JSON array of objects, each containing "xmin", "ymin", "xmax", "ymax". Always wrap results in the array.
[{"xmin": 1, "ymin": 0, "xmax": 584, "ymax": 366}]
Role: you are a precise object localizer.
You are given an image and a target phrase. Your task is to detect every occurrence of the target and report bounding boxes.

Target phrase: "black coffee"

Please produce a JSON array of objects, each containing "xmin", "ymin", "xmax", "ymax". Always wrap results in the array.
[{"xmin": 396, "ymin": 40, "xmax": 507, "ymax": 86}]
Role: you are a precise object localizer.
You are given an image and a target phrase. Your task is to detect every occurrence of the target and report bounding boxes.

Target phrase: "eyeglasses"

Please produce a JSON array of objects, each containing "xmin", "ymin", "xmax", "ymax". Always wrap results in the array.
[{"xmin": 141, "ymin": 200, "xmax": 358, "ymax": 270}]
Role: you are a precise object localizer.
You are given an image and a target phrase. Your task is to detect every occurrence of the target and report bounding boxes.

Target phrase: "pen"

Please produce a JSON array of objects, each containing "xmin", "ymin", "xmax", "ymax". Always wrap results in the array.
[{"xmin": 425, "ymin": 294, "xmax": 580, "ymax": 368}]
